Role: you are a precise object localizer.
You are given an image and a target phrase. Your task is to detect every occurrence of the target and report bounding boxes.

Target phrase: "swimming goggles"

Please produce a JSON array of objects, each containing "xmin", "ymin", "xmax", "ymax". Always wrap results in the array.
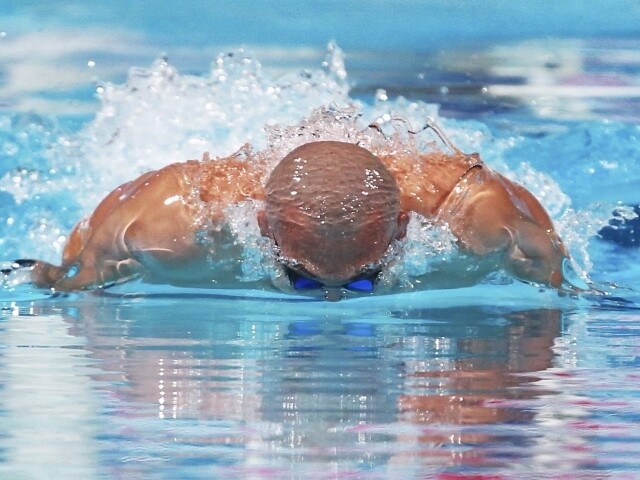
[{"xmin": 285, "ymin": 267, "xmax": 378, "ymax": 293}]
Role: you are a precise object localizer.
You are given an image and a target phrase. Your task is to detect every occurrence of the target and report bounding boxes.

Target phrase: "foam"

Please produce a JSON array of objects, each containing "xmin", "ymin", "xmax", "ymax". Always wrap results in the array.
[{"xmin": 82, "ymin": 44, "xmax": 350, "ymax": 185}]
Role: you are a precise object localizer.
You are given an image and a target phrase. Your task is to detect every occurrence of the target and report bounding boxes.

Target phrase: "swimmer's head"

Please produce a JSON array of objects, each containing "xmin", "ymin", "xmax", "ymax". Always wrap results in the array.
[{"xmin": 258, "ymin": 141, "xmax": 407, "ymax": 287}]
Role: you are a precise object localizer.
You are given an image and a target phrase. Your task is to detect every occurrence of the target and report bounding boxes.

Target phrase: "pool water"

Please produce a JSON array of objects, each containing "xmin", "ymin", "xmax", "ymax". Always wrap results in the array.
[{"xmin": 2, "ymin": 2, "xmax": 640, "ymax": 478}]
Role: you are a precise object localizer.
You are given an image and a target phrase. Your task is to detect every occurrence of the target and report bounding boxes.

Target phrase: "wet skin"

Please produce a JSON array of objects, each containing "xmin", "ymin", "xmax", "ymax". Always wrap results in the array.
[
  {"xmin": 22, "ymin": 137, "xmax": 573, "ymax": 295},
  {"xmin": 258, "ymin": 141, "xmax": 407, "ymax": 286}
]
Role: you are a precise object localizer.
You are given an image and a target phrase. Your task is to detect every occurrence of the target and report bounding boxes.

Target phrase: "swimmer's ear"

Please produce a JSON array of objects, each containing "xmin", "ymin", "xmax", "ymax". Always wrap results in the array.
[
  {"xmin": 395, "ymin": 212, "xmax": 410, "ymax": 240},
  {"xmin": 257, "ymin": 210, "xmax": 271, "ymax": 238}
]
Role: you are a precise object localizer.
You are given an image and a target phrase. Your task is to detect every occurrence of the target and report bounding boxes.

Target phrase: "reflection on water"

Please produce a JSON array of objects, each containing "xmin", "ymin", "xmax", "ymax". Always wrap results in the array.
[{"xmin": 3, "ymin": 297, "xmax": 640, "ymax": 478}]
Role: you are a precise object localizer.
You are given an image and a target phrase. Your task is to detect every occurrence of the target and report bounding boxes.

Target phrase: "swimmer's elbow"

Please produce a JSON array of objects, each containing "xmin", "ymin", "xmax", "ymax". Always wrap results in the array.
[
  {"xmin": 505, "ymin": 222, "xmax": 577, "ymax": 289},
  {"xmin": 31, "ymin": 261, "xmax": 66, "ymax": 289},
  {"xmin": 34, "ymin": 256, "xmax": 101, "ymax": 291},
  {"xmin": 507, "ymin": 252, "xmax": 591, "ymax": 293},
  {"xmin": 506, "ymin": 245, "xmax": 566, "ymax": 288}
]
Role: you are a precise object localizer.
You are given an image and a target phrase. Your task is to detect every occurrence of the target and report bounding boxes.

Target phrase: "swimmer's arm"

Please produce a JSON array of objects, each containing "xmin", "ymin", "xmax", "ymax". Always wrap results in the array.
[
  {"xmin": 25, "ymin": 153, "xmax": 266, "ymax": 291},
  {"xmin": 26, "ymin": 162, "xmax": 201, "ymax": 291},
  {"xmin": 437, "ymin": 166, "xmax": 575, "ymax": 289}
]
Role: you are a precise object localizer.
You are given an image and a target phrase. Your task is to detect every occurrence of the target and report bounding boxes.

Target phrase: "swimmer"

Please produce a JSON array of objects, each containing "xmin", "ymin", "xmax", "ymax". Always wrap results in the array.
[{"xmin": 7, "ymin": 124, "xmax": 580, "ymax": 299}]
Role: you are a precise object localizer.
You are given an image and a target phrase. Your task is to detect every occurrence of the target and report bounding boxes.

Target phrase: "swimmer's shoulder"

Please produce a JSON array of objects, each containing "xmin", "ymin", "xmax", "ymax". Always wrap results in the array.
[
  {"xmin": 185, "ymin": 151, "xmax": 266, "ymax": 206},
  {"xmin": 379, "ymin": 149, "xmax": 482, "ymax": 218}
]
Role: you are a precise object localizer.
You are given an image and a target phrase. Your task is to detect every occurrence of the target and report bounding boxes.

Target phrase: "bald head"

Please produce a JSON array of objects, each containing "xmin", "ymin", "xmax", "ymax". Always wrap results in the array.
[{"xmin": 260, "ymin": 141, "xmax": 404, "ymax": 286}]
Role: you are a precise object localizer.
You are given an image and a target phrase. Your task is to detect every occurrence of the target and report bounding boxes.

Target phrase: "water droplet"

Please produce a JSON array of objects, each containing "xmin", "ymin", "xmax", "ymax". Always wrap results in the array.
[
  {"xmin": 65, "ymin": 264, "xmax": 80, "ymax": 279},
  {"xmin": 375, "ymin": 89, "xmax": 388, "ymax": 102}
]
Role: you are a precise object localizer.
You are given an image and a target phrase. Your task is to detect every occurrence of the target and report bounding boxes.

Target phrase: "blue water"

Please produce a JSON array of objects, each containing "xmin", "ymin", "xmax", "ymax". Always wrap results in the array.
[{"xmin": 2, "ymin": 2, "xmax": 640, "ymax": 478}]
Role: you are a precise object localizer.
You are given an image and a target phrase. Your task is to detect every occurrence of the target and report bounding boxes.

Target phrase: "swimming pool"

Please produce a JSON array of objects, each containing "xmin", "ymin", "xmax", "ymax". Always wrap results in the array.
[{"xmin": 2, "ymin": 2, "xmax": 640, "ymax": 478}]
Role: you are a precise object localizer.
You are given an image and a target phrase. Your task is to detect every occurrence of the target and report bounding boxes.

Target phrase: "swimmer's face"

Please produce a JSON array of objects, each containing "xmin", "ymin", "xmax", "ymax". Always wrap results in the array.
[{"xmin": 259, "ymin": 141, "xmax": 407, "ymax": 288}]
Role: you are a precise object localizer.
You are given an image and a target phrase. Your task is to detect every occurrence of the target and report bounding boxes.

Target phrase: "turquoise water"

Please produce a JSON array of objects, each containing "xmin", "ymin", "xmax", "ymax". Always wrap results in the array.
[{"xmin": 2, "ymin": 2, "xmax": 640, "ymax": 478}]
